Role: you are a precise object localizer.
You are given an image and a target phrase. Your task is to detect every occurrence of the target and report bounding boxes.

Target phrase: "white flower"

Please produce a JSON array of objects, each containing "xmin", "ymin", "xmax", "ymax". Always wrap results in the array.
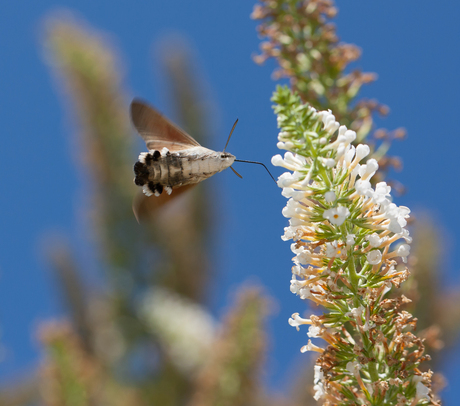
[
  {"xmin": 284, "ymin": 152, "xmax": 306, "ymax": 166},
  {"xmin": 344, "ymin": 129, "xmax": 357, "ymax": 143},
  {"xmin": 278, "ymin": 131, "xmax": 290, "ymax": 140},
  {"xmin": 415, "ymin": 381, "xmax": 430, "ymax": 400},
  {"xmin": 346, "ymin": 306, "xmax": 364, "ymax": 319},
  {"xmin": 323, "ymin": 206, "xmax": 350, "ymax": 226},
  {"xmin": 277, "ymin": 172, "xmax": 302, "ymax": 188},
  {"xmin": 298, "ymin": 287, "xmax": 314, "ymax": 300},
  {"xmin": 336, "ymin": 127, "xmax": 356, "ymax": 145},
  {"xmin": 399, "ymin": 228, "xmax": 412, "ymax": 244},
  {"xmin": 397, "ymin": 243, "xmax": 411, "ymax": 263},
  {"xmin": 288, "ymin": 313, "xmax": 310, "ymax": 330},
  {"xmin": 282, "ymin": 225, "xmax": 304, "ymax": 241},
  {"xmin": 307, "ymin": 325, "xmax": 322, "ymax": 338},
  {"xmin": 351, "ymin": 164, "xmax": 361, "ymax": 181},
  {"xmin": 272, "ymin": 152, "xmax": 307, "ymax": 172},
  {"xmin": 325, "ymin": 191, "xmax": 337, "ymax": 202},
  {"xmin": 359, "ymin": 158, "xmax": 379, "ymax": 180},
  {"xmin": 292, "ymin": 264, "xmax": 305, "ymax": 276},
  {"xmin": 367, "ymin": 250, "xmax": 382, "ymax": 265},
  {"xmin": 290, "ymin": 276, "xmax": 310, "ymax": 297},
  {"xmin": 313, "ymin": 365, "xmax": 325, "ymax": 400},
  {"xmin": 300, "ymin": 339, "xmax": 323, "ymax": 353},
  {"xmin": 346, "ymin": 234, "xmax": 356, "ymax": 247},
  {"xmin": 289, "ymin": 218, "xmax": 303, "ymax": 228},
  {"xmin": 367, "ymin": 233, "xmax": 384, "ymax": 247},
  {"xmin": 282, "ymin": 187, "xmax": 307, "ymax": 201},
  {"xmin": 323, "ymin": 158, "xmax": 336, "ymax": 168},
  {"xmin": 372, "ymin": 182, "xmax": 391, "ymax": 205},
  {"xmin": 325, "ymin": 241, "xmax": 341, "ymax": 257},
  {"xmin": 337, "ymin": 125, "xmax": 346, "ymax": 139},
  {"xmin": 346, "ymin": 361, "xmax": 361, "ymax": 374},
  {"xmin": 272, "ymin": 154, "xmax": 285, "ymax": 167},
  {"xmin": 355, "ymin": 144, "xmax": 370, "ymax": 161},
  {"xmin": 383, "ymin": 203, "xmax": 411, "ymax": 234},
  {"xmin": 293, "ymin": 247, "xmax": 312, "ymax": 265},
  {"xmin": 355, "ymin": 179, "xmax": 372, "ymax": 196},
  {"xmin": 314, "ymin": 365, "xmax": 323, "ymax": 383},
  {"xmin": 290, "ymin": 276, "xmax": 301, "ymax": 293},
  {"xmin": 282, "ymin": 198, "xmax": 305, "ymax": 218},
  {"xmin": 344, "ymin": 145, "xmax": 356, "ymax": 164},
  {"xmin": 388, "ymin": 219, "xmax": 403, "ymax": 234},
  {"xmin": 290, "ymin": 243, "xmax": 303, "ymax": 254},
  {"xmin": 319, "ymin": 110, "xmax": 339, "ymax": 134},
  {"xmin": 277, "ymin": 141, "xmax": 294, "ymax": 150},
  {"xmin": 385, "ymin": 265, "xmax": 397, "ymax": 277},
  {"xmin": 140, "ymin": 287, "xmax": 215, "ymax": 373},
  {"xmin": 362, "ymin": 319, "xmax": 375, "ymax": 332}
]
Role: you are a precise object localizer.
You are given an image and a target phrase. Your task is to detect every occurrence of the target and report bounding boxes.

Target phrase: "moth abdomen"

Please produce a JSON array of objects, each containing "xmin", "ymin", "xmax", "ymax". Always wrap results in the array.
[{"xmin": 165, "ymin": 152, "xmax": 184, "ymax": 186}]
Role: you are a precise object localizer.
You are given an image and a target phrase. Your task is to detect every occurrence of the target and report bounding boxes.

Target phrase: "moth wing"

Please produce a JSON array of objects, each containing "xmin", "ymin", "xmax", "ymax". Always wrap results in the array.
[
  {"xmin": 133, "ymin": 184, "xmax": 196, "ymax": 223},
  {"xmin": 130, "ymin": 99, "xmax": 201, "ymax": 152}
]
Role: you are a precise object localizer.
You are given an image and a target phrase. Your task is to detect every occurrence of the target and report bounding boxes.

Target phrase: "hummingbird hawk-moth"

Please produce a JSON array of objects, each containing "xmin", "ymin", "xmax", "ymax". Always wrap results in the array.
[
  {"xmin": 131, "ymin": 99, "xmax": 237, "ymax": 198},
  {"xmin": 130, "ymin": 99, "xmax": 275, "ymax": 220}
]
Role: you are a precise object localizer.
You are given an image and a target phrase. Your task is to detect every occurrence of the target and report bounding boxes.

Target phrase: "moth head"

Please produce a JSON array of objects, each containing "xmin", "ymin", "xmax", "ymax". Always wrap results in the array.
[{"xmin": 220, "ymin": 152, "xmax": 235, "ymax": 160}]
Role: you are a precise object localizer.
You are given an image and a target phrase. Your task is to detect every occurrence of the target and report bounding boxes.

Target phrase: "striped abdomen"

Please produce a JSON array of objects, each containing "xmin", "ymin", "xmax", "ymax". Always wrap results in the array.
[{"xmin": 133, "ymin": 146, "xmax": 235, "ymax": 196}]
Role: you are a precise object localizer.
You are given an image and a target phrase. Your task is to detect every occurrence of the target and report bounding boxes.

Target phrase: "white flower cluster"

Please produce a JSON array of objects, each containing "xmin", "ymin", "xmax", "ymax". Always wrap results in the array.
[
  {"xmin": 272, "ymin": 109, "xmax": 412, "ymax": 302},
  {"xmin": 139, "ymin": 287, "xmax": 216, "ymax": 373},
  {"xmin": 272, "ymin": 105, "xmax": 418, "ymax": 398},
  {"xmin": 271, "ymin": 75, "xmax": 429, "ymax": 406}
]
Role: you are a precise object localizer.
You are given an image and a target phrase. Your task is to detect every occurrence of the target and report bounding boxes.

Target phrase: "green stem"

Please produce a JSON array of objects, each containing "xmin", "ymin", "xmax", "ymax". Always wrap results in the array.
[
  {"xmin": 368, "ymin": 361, "xmax": 379, "ymax": 383},
  {"xmin": 317, "ymin": 164, "xmax": 332, "ymax": 188},
  {"xmin": 348, "ymin": 254, "xmax": 360, "ymax": 289}
]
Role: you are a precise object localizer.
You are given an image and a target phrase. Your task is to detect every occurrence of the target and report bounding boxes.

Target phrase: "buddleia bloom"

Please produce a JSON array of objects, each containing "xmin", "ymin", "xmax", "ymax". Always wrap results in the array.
[{"xmin": 272, "ymin": 86, "xmax": 437, "ymax": 405}]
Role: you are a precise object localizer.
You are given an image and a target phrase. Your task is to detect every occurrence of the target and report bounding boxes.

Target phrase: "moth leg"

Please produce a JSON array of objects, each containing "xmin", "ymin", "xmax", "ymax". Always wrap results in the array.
[
  {"xmin": 143, "ymin": 182, "xmax": 163, "ymax": 197},
  {"xmin": 152, "ymin": 183, "xmax": 163, "ymax": 197}
]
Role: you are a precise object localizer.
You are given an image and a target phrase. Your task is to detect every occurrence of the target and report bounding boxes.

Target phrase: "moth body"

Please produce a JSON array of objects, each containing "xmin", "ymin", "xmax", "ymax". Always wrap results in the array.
[
  {"xmin": 130, "ymin": 98, "xmax": 237, "ymax": 202},
  {"xmin": 134, "ymin": 146, "xmax": 235, "ymax": 197}
]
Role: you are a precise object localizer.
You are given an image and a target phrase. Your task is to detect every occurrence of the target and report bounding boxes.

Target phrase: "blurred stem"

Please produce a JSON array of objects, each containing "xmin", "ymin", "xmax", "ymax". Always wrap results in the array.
[
  {"xmin": 47, "ymin": 239, "xmax": 94, "ymax": 355},
  {"xmin": 189, "ymin": 288, "xmax": 269, "ymax": 406}
]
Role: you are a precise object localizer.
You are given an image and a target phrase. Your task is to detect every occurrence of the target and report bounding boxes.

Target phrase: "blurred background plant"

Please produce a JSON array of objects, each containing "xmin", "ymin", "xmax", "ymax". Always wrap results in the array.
[{"xmin": 0, "ymin": 0, "xmax": 458, "ymax": 405}]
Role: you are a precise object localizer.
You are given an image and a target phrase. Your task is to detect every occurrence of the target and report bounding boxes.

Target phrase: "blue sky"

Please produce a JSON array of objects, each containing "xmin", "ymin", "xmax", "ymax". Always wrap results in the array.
[{"xmin": 1, "ymin": 0, "xmax": 459, "ymax": 403}]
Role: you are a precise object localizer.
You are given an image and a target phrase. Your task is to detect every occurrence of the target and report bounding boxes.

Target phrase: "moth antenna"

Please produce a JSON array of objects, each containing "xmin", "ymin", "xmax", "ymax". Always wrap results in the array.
[
  {"xmin": 223, "ymin": 118, "xmax": 239, "ymax": 152},
  {"xmin": 230, "ymin": 166, "xmax": 243, "ymax": 179},
  {"xmin": 234, "ymin": 159, "xmax": 277, "ymax": 185}
]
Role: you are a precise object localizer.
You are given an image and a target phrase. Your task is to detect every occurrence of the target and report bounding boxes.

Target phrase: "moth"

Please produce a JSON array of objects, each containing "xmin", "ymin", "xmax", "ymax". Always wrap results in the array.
[
  {"xmin": 130, "ymin": 99, "xmax": 274, "ymax": 219},
  {"xmin": 131, "ymin": 98, "xmax": 239, "ymax": 198}
]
